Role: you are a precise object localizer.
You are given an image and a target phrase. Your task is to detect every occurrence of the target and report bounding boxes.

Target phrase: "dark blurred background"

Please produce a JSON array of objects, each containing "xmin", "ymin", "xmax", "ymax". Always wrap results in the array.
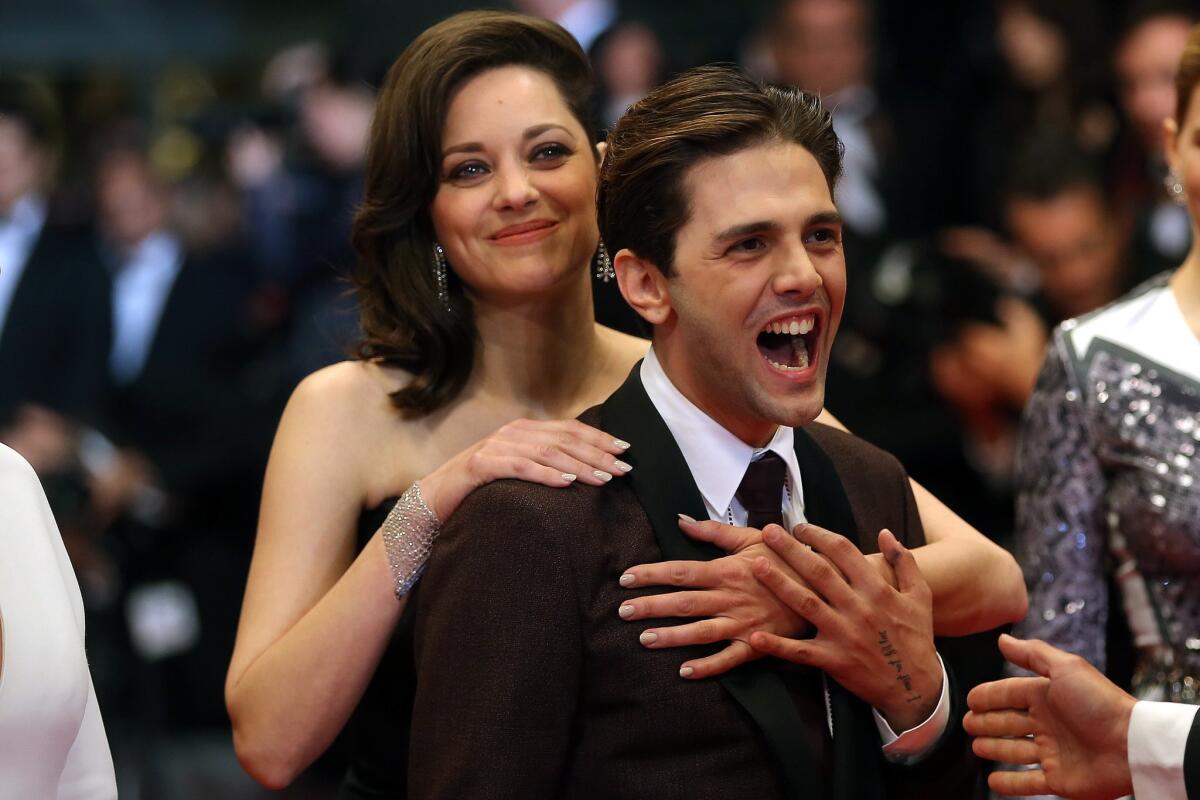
[{"xmin": 1, "ymin": 0, "xmax": 1194, "ymax": 796}]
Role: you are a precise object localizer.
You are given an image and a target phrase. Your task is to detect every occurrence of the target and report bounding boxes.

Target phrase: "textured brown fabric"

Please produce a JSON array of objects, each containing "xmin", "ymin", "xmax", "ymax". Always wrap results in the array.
[{"xmin": 407, "ymin": 412, "xmax": 966, "ymax": 799}]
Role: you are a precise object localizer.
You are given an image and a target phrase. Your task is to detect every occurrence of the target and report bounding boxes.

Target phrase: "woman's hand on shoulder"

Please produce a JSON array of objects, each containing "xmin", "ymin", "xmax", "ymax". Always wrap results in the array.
[{"xmin": 419, "ymin": 419, "xmax": 633, "ymax": 521}]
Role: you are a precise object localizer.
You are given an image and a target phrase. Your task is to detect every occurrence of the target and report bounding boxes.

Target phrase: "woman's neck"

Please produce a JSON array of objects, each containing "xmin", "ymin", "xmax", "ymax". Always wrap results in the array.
[
  {"xmin": 469, "ymin": 271, "xmax": 602, "ymax": 418},
  {"xmin": 1171, "ymin": 245, "xmax": 1200, "ymax": 338}
]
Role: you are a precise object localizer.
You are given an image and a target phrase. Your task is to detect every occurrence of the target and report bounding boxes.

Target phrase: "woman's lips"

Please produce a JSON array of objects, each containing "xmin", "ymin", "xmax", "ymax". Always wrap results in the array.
[{"xmin": 489, "ymin": 220, "xmax": 558, "ymax": 245}]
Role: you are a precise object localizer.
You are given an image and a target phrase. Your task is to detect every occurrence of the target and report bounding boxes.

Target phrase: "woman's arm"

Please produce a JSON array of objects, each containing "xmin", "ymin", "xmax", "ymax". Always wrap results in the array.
[
  {"xmin": 226, "ymin": 365, "xmax": 632, "ymax": 788},
  {"xmin": 226, "ymin": 367, "xmax": 405, "ymax": 790},
  {"xmin": 615, "ymin": 409, "xmax": 1027, "ymax": 680},
  {"xmin": 816, "ymin": 408, "xmax": 1026, "ymax": 634}
]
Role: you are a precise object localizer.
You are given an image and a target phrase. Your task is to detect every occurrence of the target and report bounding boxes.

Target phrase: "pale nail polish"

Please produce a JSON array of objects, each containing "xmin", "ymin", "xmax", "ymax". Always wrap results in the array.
[
  {"xmin": 679, "ymin": 666, "xmax": 695, "ymax": 678},
  {"xmin": 619, "ymin": 604, "xmax": 635, "ymax": 619},
  {"xmin": 594, "ymin": 470, "xmax": 613, "ymax": 482},
  {"xmin": 614, "ymin": 439, "xmax": 631, "ymax": 450},
  {"xmin": 639, "ymin": 631, "xmax": 658, "ymax": 646},
  {"xmin": 619, "ymin": 573, "xmax": 636, "ymax": 587},
  {"xmin": 614, "ymin": 460, "xmax": 633, "ymax": 473},
  {"xmin": 678, "ymin": 513, "xmax": 697, "ymax": 524},
  {"xmin": 561, "ymin": 473, "xmax": 577, "ymax": 482}
]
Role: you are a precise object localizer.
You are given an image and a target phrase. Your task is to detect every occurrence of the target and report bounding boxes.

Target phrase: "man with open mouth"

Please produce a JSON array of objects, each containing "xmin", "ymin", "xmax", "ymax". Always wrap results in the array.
[{"xmin": 405, "ymin": 65, "xmax": 974, "ymax": 799}]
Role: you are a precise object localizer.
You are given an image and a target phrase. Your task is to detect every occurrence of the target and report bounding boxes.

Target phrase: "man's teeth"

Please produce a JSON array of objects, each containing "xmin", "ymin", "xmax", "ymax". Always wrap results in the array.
[
  {"xmin": 766, "ymin": 335, "xmax": 810, "ymax": 372},
  {"xmin": 764, "ymin": 317, "xmax": 815, "ymax": 336}
]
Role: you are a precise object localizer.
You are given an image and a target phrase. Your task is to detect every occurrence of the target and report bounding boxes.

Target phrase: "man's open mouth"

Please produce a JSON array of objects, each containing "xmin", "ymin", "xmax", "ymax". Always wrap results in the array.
[{"xmin": 756, "ymin": 314, "xmax": 817, "ymax": 372}]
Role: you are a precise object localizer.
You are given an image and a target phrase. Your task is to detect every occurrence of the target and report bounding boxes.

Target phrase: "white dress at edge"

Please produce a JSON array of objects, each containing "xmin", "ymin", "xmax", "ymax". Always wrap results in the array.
[{"xmin": 0, "ymin": 444, "xmax": 117, "ymax": 798}]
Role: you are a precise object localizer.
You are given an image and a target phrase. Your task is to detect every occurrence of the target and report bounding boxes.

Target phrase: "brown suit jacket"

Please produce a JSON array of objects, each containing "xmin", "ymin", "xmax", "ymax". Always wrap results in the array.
[{"xmin": 408, "ymin": 367, "xmax": 974, "ymax": 799}]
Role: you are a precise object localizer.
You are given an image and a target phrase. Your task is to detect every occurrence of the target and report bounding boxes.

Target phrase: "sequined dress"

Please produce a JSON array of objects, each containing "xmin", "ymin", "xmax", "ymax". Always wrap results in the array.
[{"xmin": 1013, "ymin": 273, "xmax": 1200, "ymax": 704}]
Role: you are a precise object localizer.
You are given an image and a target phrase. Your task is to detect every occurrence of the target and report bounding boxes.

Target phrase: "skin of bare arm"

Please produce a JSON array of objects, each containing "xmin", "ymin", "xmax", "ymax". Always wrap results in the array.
[
  {"xmin": 815, "ymin": 410, "xmax": 1027, "ymax": 634},
  {"xmin": 225, "ymin": 366, "xmax": 407, "ymax": 790}
]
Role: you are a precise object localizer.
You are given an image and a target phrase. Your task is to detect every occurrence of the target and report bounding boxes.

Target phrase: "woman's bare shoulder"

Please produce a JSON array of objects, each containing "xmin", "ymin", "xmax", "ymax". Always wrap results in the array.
[{"xmin": 596, "ymin": 325, "xmax": 651, "ymax": 368}]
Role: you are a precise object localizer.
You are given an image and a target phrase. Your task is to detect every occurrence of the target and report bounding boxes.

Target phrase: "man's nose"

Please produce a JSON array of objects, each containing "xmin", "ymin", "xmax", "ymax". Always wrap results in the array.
[{"xmin": 772, "ymin": 245, "xmax": 823, "ymax": 297}]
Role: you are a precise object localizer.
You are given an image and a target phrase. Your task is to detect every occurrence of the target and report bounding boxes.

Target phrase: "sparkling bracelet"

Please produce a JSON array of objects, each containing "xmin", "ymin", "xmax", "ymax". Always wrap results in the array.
[{"xmin": 381, "ymin": 481, "xmax": 442, "ymax": 598}]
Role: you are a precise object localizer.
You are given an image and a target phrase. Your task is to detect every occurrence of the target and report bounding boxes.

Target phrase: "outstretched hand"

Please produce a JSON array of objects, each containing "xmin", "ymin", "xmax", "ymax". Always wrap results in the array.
[
  {"xmin": 749, "ymin": 525, "xmax": 942, "ymax": 732},
  {"xmin": 963, "ymin": 634, "xmax": 1135, "ymax": 800},
  {"xmin": 617, "ymin": 516, "xmax": 809, "ymax": 679}
]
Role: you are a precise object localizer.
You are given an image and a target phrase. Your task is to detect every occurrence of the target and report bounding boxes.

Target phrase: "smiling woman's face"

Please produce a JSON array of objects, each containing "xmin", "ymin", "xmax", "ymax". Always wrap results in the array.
[{"xmin": 430, "ymin": 65, "xmax": 600, "ymax": 303}]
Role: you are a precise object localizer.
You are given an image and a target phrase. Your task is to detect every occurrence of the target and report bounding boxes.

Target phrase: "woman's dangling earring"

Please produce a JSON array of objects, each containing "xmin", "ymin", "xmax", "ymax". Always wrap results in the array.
[
  {"xmin": 594, "ymin": 239, "xmax": 615, "ymax": 283},
  {"xmin": 1165, "ymin": 168, "xmax": 1187, "ymax": 206},
  {"xmin": 433, "ymin": 243, "xmax": 451, "ymax": 310}
]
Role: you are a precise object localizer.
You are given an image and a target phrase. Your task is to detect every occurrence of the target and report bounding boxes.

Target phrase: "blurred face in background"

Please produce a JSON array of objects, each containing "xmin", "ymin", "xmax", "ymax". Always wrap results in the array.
[
  {"xmin": 997, "ymin": 1, "xmax": 1067, "ymax": 90},
  {"xmin": 1006, "ymin": 185, "xmax": 1124, "ymax": 319},
  {"xmin": 772, "ymin": 0, "xmax": 870, "ymax": 96},
  {"xmin": 1116, "ymin": 15, "xmax": 1192, "ymax": 154},
  {"xmin": 96, "ymin": 153, "xmax": 168, "ymax": 253},
  {"xmin": 0, "ymin": 116, "xmax": 42, "ymax": 215}
]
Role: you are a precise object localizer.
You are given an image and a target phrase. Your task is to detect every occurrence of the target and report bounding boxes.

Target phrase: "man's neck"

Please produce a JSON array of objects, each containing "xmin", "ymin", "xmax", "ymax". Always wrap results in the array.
[{"xmin": 650, "ymin": 343, "xmax": 776, "ymax": 447}]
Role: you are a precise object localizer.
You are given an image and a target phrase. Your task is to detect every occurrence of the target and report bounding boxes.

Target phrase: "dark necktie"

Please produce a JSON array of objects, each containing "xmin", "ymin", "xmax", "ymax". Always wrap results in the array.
[{"xmin": 735, "ymin": 451, "xmax": 786, "ymax": 530}]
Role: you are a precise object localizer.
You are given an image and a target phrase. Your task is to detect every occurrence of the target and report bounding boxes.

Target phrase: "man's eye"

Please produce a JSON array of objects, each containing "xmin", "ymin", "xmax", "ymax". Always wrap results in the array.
[
  {"xmin": 805, "ymin": 228, "xmax": 839, "ymax": 245},
  {"xmin": 730, "ymin": 237, "xmax": 766, "ymax": 254}
]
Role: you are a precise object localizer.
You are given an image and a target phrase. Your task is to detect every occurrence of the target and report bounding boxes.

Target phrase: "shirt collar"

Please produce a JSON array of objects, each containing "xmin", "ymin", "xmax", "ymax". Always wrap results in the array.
[
  {"xmin": 0, "ymin": 193, "xmax": 47, "ymax": 238},
  {"xmin": 640, "ymin": 347, "xmax": 803, "ymax": 520}
]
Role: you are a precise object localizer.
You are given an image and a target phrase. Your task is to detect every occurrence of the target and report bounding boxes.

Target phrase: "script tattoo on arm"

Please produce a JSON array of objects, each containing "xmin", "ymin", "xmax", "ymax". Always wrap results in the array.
[{"xmin": 878, "ymin": 630, "xmax": 923, "ymax": 704}]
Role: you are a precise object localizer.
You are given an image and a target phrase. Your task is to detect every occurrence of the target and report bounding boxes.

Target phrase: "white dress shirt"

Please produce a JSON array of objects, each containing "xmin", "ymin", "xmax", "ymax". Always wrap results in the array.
[
  {"xmin": 639, "ymin": 347, "xmax": 950, "ymax": 762},
  {"xmin": 1129, "ymin": 700, "xmax": 1199, "ymax": 800},
  {"xmin": 109, "ymin": 230, "xmax": 183, "ymax": 385},
  {"xmin": 0, "ymin": 193, "xmax": 47, "ymax": 340}
]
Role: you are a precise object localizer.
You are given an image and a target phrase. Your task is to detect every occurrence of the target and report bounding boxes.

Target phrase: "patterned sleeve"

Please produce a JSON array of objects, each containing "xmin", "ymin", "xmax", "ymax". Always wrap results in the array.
[{"xmin": 1010, "ymin": 330, "xmax": 1109, "ymax": 673}]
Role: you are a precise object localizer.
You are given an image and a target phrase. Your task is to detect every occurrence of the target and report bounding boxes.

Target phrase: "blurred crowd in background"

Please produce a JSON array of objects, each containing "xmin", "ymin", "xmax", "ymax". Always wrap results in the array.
[{"xmin": 1, "ymin": 0, "xmax": 1195, "ymax": 796}]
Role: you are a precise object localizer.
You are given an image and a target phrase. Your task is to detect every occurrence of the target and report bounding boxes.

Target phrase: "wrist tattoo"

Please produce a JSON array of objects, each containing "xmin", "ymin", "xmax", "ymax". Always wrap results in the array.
[{"xmin": 878, "ymin": 630, "xmax": 924, "ymax": 704}]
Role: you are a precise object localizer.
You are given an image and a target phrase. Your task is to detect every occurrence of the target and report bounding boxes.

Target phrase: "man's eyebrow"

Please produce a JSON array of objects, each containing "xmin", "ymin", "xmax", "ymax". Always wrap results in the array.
[
  {"xmin": 712, "ymin": 210, "xmax": 842, "ymax": 242},
  {"xmin": 442, "ymin": 123, "xmax": 577, "ymax": 158},
  {"xmin": 713, "ymin": 220, "xmax": 781, "ymax": 242},
  {"xmin": 807, "ymin": 210, "xmax": 843, "ymax": 228}
]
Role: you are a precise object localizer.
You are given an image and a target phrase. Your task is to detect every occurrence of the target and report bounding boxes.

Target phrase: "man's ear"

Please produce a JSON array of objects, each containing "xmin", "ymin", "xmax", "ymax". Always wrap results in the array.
[
  {"xmin": 595, "ymin": 140, "xmax": 608, "ymax": 166},
  {"xmin": 614, "ymin": 247, "xmax": 672, "ymax": 325}
]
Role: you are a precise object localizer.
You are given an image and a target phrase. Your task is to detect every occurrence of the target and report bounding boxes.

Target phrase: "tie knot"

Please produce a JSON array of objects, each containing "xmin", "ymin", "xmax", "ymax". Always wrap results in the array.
[{"xmin": 736, "ymin": 451, "xmax": 786, "ymax": 529}]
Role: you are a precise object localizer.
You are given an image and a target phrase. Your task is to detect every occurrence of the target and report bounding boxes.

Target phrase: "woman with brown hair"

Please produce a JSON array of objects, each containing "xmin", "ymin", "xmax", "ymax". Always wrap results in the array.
[{"xmin": 224, "ymin": 10, "xmax": 1022, "ymax": 795}]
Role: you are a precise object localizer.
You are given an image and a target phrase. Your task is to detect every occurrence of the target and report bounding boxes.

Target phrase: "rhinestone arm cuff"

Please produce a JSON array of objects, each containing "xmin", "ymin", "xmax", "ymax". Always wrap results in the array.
[{"xmin": 381, "ymin": 481, "xmax": 442, "ymax": 598}]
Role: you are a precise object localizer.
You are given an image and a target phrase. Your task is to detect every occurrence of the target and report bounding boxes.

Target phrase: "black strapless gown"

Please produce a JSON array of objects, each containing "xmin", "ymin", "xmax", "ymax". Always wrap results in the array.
[{"xmin": 338, "ymin": 497, "xmax": 416, "ymax": 799}]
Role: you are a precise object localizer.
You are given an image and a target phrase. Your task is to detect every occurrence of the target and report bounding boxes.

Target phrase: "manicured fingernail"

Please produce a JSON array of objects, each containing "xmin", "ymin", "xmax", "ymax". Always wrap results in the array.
[
  {"xmin": 619, "ymin": 573, "xmax": 636, "ymax": 587},
  {"xmin": 678, "ymin": 513, "xmax": 697, "ymax": 524},
  {"xmin": 639, "ymin": 631, "xmax": 658, "ymax": 646},
  {"xmin": 594, "ymin": 470, "xmax": 613, "ymax": 482},
  {"xmin": 614, "ymin": 439, "xmax": 631, "ymax": 450},
  {"xmin": 619, "ymin": 604, "xmax": 635, "ymax": 618},
  {"xmin": 679, "ymin": 666, "xmax": 694, "ymax": 678},
  {"xmin": 614, "ymin": 460, "xmax": 633, "ymax": 473},
  {"xmin": 561, "ymin": 473, "xmax": 577, "ymax": 482}
]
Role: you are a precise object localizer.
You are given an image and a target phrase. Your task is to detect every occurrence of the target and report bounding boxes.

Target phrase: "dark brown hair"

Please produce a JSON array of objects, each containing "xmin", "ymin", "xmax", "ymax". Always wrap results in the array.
[
  {"xmin": 597, "ymin": 65, "xmax": 842, "ymax": 275},
  {"xmin": 352, "ymin": 11, "xmax": 595, "ymax": 416},
  {"xmin": 1176, "ymin": 23, "xmax": 1200, "ymax": 123}
]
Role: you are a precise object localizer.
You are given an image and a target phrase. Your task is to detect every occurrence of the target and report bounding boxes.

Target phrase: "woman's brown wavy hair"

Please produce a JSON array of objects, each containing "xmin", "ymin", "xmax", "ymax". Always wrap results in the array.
[{"xmin": 352, "ymin": 10, "xmax": 595, "ymax": 416}]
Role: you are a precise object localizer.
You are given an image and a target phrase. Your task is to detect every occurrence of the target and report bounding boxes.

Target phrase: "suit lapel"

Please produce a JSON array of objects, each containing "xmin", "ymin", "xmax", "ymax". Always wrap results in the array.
[
  {"xmin": 600, "ymin": 364, "xmax": 819, "ymax": 800},
  {"xmin": 794, "ymin": 427, "xmax": 887, "ymax": 800}
]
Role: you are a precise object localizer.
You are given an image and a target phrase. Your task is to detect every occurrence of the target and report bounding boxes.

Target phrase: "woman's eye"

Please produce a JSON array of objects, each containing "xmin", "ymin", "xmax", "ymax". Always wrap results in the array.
[
  {"xmin": 449, "ymin": 162, "xmax": 488, "ymax": 180},
  {"xmin": 531, "ymin": 143, "xmax": 570, "ymax": 162}
]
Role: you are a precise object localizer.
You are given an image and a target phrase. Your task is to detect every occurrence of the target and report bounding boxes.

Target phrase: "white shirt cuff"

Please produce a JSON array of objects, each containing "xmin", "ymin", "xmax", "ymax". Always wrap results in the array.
[
  {"xmin": 1129, "ymin": 700, "xmax": 1198, "ymax": 800},
  {"xmin": 874, "ymin": 653, "xmax": 950, "ymax": 765}
]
